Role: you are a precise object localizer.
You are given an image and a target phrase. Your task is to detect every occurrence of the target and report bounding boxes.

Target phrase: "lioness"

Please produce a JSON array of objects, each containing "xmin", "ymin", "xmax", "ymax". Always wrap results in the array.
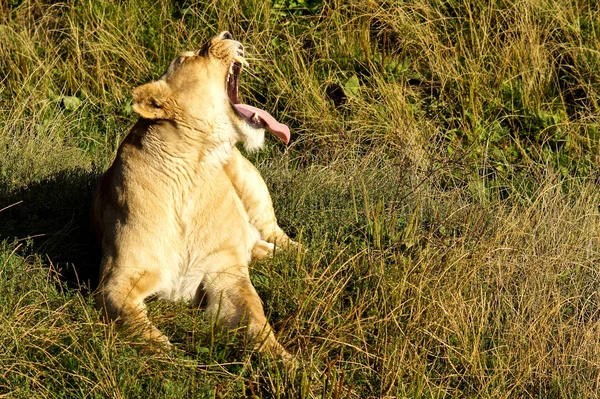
[{"xmin": 92, "ymin": 31, "xmax": 294, "ymax": 360}]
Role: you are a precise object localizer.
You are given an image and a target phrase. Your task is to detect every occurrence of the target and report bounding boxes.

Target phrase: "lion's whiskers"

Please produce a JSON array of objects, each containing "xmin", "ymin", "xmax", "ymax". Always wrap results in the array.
[
  {"xmin": 244, "ymin": 57, "xmax": 269, "ymax": 62},
  {"xmin": 241, "ymin": 68, "xmax": 264, "ymax": 83}
]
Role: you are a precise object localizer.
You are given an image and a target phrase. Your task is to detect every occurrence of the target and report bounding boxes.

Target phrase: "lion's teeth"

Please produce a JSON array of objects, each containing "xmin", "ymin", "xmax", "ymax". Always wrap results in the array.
[
  {"xmin": 252, "ymin": 112, "xmax": 259, "ymax": 122},
  {"xmin": 233, "ymin": 55, "xmax": 249, "ymax": 67}
]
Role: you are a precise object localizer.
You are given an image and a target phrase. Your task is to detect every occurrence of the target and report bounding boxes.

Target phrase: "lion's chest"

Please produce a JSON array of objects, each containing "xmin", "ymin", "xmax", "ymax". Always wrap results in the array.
[{"xmin": 157, "ymin": 177, "xmax": 257, "ymax": 301}]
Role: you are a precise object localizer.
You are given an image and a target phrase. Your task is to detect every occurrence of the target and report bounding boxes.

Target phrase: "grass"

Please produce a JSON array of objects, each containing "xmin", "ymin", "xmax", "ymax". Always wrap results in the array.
[{"xmin": 1, "ymin": 0, "xmax": 600, "ymax": 397}]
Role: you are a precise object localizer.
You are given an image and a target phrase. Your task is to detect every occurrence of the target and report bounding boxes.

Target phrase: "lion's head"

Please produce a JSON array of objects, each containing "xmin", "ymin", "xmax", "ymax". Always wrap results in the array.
[{"xmin": 131, "ymin": 31, "xmax": 290, "ymax": 152}]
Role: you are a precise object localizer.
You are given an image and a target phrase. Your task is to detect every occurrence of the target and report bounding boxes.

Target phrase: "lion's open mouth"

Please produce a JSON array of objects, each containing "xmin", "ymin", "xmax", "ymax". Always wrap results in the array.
[{"xmin": 226, "ymin": 48, "xmax": 291, "ymax": 144}]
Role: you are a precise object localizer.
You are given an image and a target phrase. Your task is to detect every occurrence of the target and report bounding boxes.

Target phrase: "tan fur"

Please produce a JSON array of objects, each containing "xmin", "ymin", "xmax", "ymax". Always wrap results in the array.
[{"xmin": 91, "ymin": 32, "xmax": 294, "ymax": 360}]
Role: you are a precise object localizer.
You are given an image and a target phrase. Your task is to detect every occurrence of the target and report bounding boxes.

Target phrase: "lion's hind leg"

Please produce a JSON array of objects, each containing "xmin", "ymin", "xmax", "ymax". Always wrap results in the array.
[
  {"xmin": 97, "ymin": 259, "xmax": 171, "ymax": 347},
  {"xmin": 199, "ymin": 251, "xmax": 291, "ymax": 361}
]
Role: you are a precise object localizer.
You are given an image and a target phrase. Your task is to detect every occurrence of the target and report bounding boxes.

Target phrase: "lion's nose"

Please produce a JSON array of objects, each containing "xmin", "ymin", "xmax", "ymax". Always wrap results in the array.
[{"xmin": 220, "ymin": 31, "xmax": 233, "ymax": 40}]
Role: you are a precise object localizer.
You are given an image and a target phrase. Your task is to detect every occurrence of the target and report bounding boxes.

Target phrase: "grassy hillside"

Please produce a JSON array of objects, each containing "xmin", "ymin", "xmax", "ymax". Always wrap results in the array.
[{"xmin": 1, "ymin": 0, "xmax": 600, "ymax": 397}]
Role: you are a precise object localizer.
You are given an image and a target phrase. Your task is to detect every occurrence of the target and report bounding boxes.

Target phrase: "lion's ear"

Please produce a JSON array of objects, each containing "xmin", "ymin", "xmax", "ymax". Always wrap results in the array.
[{"xmin": 132, "ymin": 80, "xmax": 173, "ymax": 120}]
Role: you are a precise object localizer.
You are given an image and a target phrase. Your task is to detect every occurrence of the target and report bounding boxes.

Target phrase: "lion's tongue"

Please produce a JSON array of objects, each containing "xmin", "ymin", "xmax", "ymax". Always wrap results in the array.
[{"xmin": 234, "ymin": 104, "xmax": 290, "ymax": 144}]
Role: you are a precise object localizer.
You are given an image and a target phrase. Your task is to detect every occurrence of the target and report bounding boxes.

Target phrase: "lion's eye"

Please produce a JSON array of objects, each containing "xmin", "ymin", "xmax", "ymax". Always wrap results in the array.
[{"xmin": 198, "ymin": 41, "xmax": 212, "ymax": 57}]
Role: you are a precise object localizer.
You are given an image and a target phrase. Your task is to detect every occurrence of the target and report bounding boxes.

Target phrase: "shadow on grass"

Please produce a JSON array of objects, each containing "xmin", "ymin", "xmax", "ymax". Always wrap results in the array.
[{"xmin": 0, "ymin": 168, "xmax": 102, "ymax": 292}]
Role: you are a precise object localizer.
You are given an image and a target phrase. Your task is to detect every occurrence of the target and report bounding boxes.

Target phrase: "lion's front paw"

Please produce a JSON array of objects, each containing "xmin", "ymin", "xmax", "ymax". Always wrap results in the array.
[{"xmin": 252, "ymin": 239, "xmax": 276, "ymax": 260}]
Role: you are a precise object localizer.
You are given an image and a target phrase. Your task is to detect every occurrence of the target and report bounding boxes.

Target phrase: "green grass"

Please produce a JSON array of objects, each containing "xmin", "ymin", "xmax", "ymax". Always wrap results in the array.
[{"xmin": 2, "ymin": 0, "xmax": 600, "ymax": 397}]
